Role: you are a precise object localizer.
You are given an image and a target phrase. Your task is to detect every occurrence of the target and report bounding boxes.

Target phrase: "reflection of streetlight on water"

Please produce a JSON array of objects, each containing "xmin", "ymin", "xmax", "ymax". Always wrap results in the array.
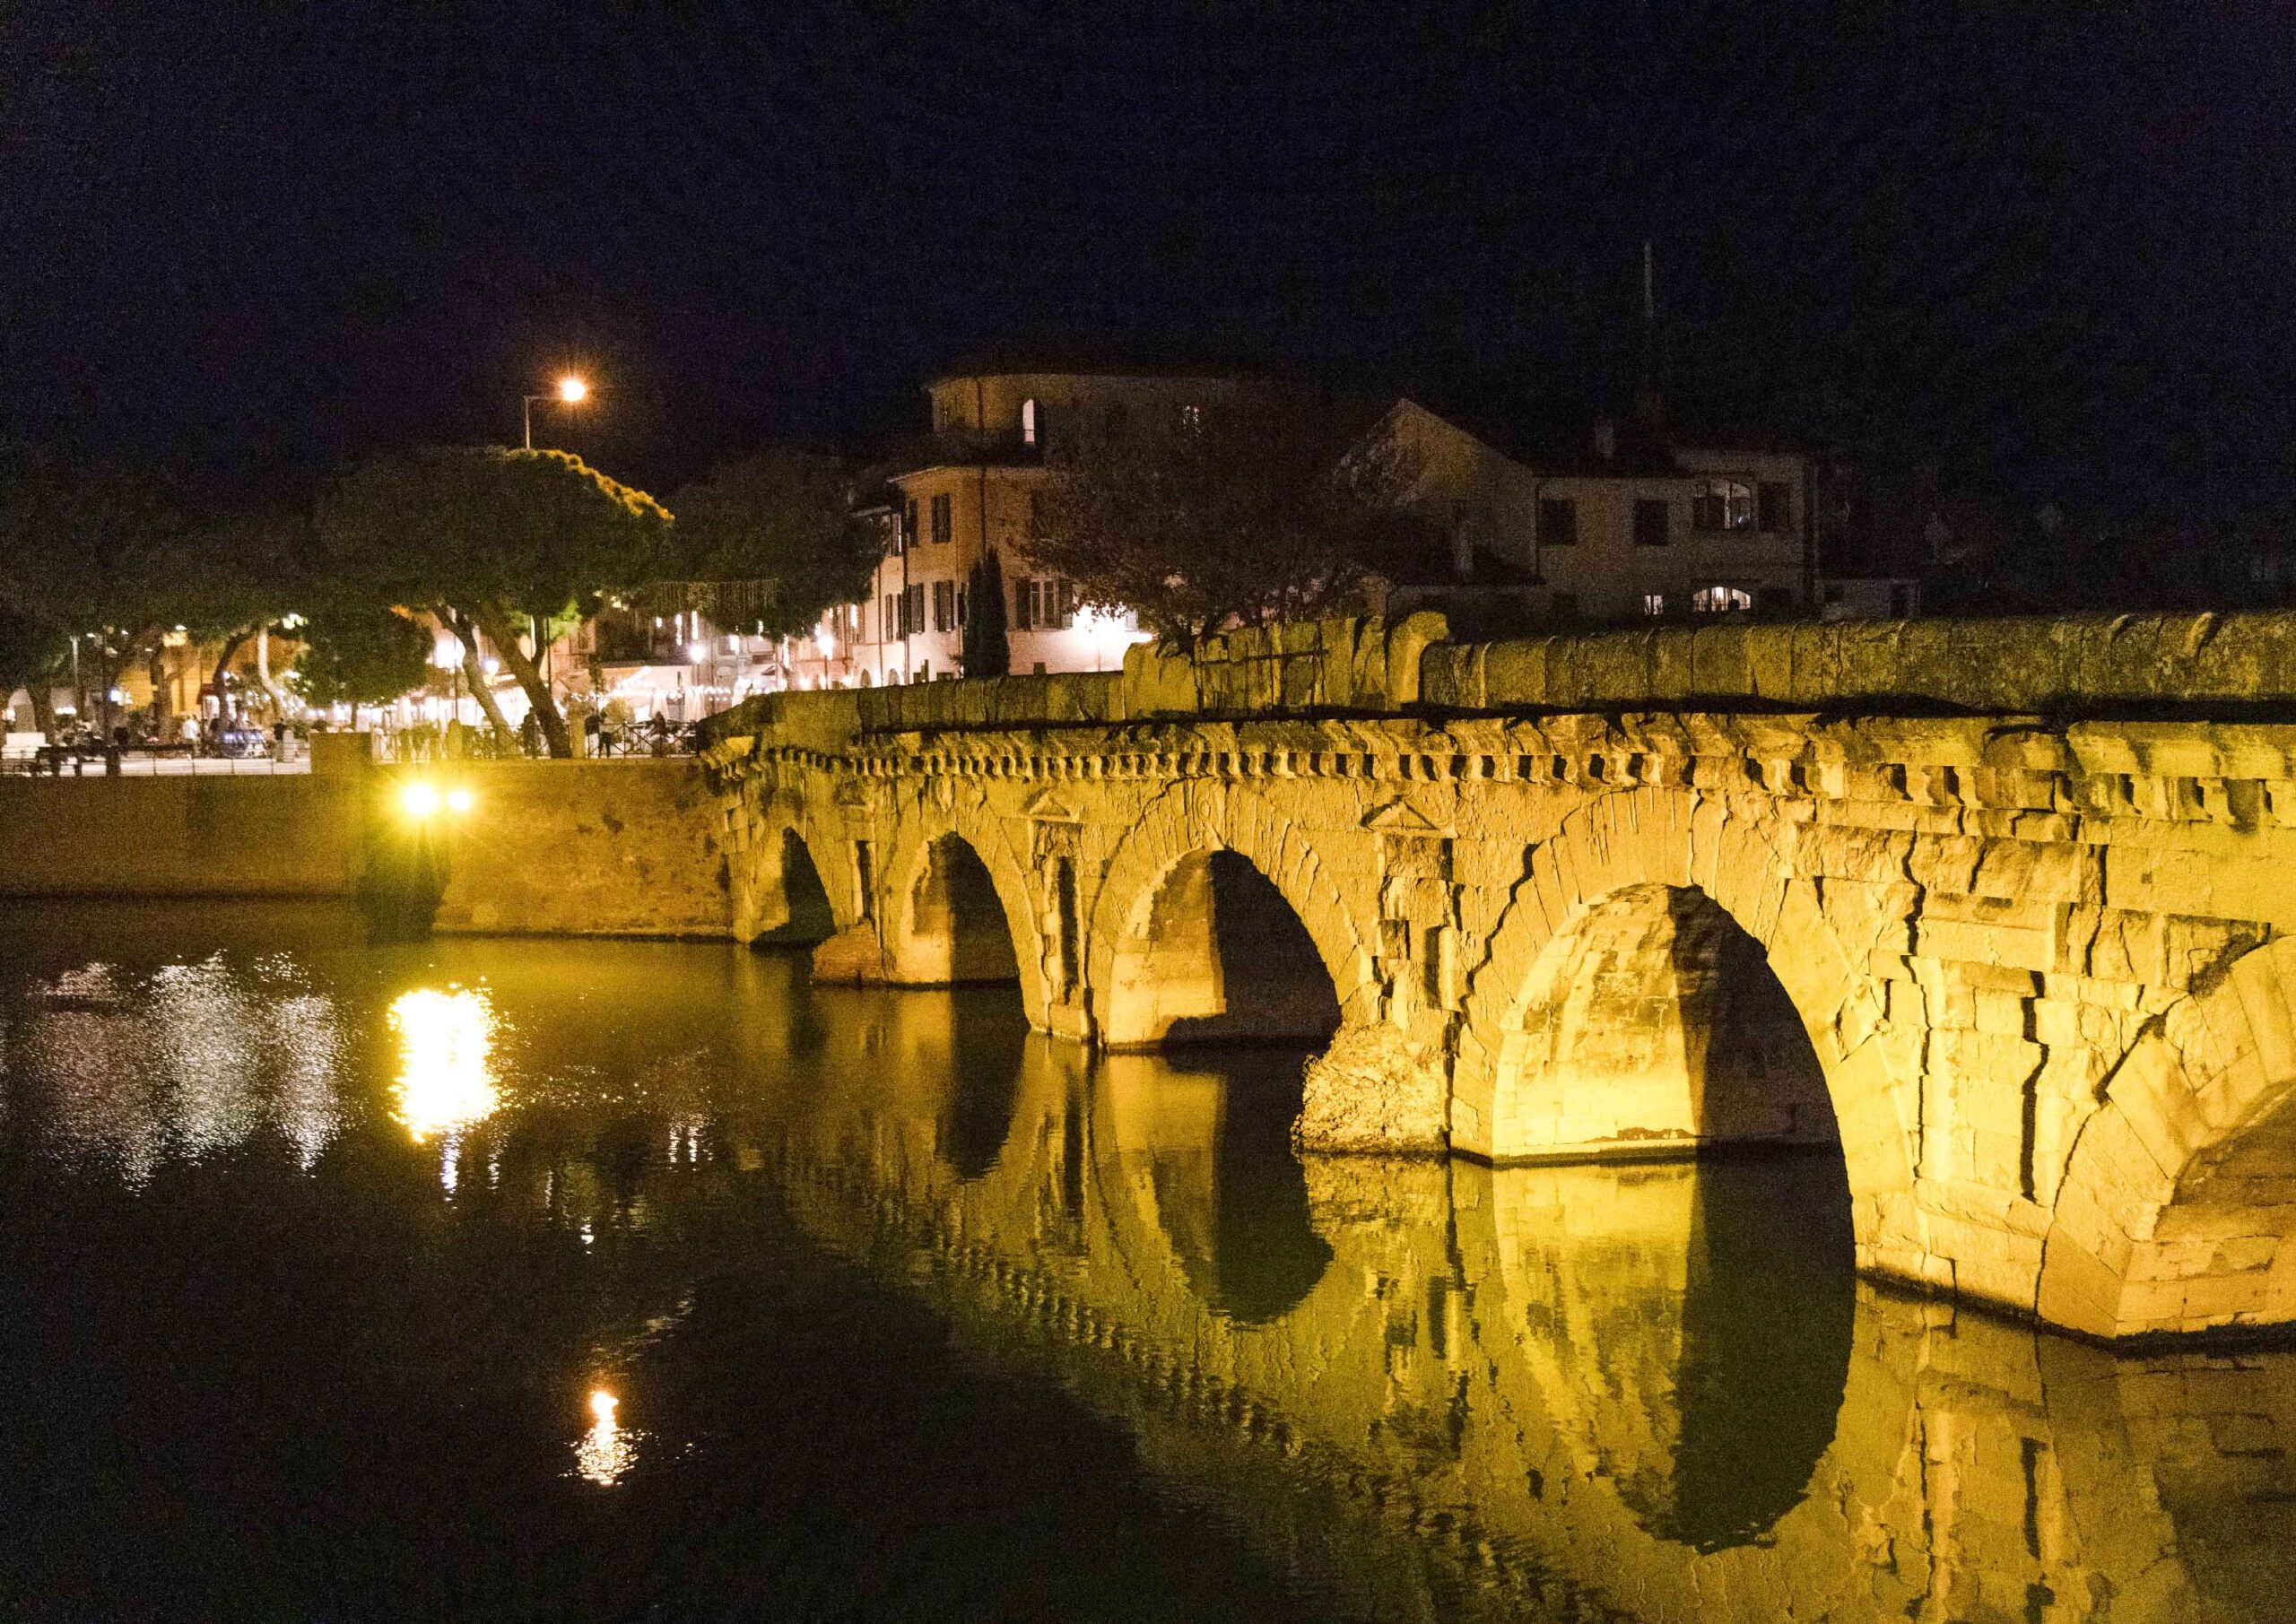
[
  {"xmin": 575, "ymin": 1386, "xmax": 637, "ymax": 1485},
  {"xmin": 387, "ymin": 987, "xmax": 499, "ymax": 1142}
]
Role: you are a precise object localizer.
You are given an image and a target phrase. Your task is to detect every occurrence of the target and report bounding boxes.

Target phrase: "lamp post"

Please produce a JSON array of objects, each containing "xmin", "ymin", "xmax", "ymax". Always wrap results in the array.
[{"xmin": 523, "ymin": 374, "xmax": 588, "ymax": 452}]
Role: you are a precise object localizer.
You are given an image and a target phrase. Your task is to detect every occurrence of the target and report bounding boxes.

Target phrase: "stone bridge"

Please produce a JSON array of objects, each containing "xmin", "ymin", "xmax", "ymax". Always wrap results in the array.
[{"xmin": 700, "ymin": 612, "xmax": 2296, "ymax": 1343}]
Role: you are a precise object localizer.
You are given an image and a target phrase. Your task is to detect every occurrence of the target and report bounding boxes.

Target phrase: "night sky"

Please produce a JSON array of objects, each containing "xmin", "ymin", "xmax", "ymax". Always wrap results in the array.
[{"xmin": 5, "ymin": 3, "xmax": 2290, "ymax": 514}]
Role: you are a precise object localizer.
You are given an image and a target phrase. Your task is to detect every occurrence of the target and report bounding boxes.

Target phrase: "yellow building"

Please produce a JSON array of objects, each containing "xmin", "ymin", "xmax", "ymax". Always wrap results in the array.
[{"xmin": 837, "ymin": 370, "xmax": 1263, "ymax": 685}]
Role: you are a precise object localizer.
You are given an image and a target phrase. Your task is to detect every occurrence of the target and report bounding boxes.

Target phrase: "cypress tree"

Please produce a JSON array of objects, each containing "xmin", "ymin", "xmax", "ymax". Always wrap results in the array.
[{"xmin": 962, "ymin": 551, "xmax": 1011, "ymax": 677}]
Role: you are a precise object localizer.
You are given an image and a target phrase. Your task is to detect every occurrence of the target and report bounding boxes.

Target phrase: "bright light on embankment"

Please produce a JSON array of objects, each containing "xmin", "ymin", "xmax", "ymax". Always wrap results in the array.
[
  {"xmin": 401, "ymin": 782, "xmax": 440, "ymax": 819},
  {"xmin": 447, "ymin": 787, "xmax": 474, "ymax": 814}
]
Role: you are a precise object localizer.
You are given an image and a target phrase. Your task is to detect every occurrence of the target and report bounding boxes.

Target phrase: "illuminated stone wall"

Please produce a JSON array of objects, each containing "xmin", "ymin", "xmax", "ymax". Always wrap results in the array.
[
  {"xmin": 0, "ymin": 758, "xmax": 367, "ymax": 898},
  {"xmin": 705, "ymin": 610, "xmax": 2296, "ymax": 1340},
  {"xmin": 425, "ymin": 759, "xmax": 734, "ymax": 939}
]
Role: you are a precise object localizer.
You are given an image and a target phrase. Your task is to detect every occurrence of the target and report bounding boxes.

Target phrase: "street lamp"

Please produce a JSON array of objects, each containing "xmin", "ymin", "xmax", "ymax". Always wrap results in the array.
[{"xmin": 523, "ymin": 373, "xmax": 589, "ymax": 451}]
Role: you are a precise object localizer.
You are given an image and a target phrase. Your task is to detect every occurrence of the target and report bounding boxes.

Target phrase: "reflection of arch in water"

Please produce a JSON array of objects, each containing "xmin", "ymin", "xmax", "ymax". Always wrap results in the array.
[
  {"xmin": 1110, "ymin": 1050, "xmax": 1335, "ymax": 1324},
  {"xmin": 939, "ymin": 994, "xmax": 1029, "ymax": 1181},
  {"xmin": 1100, "ymin": 849, "xmax": 1342, "ymax": 1050},
  {"xmin": 1618, "ymin": 1157, "xmax": 1854, "ymax": 1551},
  {"xmin": 888, "ymin": 833, "xmax": 1025, "ymax": 987},
  {"xmin": 1491, "ymin": 882, "xmax": 1839, "ymax": 1160},
  {"xmin": 1481, "ymin": 1158, "xmax": 1852, "ymax": 1554}
]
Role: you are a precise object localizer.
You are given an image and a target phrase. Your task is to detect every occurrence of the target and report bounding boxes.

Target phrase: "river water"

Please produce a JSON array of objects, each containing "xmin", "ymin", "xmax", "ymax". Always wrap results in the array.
[{"xmin": 0, "ymin": 903, "xmax": 2290, "ymax": 1622}]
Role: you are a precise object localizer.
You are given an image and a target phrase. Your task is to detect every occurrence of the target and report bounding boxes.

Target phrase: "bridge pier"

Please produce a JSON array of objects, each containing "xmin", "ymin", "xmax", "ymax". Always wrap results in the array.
[{"xmin": 704, "ymin": 611, "xmax": 2296, "ymax": 1341}]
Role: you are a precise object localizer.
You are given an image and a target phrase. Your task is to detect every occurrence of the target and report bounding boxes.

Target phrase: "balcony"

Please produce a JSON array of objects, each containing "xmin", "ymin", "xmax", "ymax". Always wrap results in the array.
[{"xmin": 881, "ymin": 427, "xmax": 1046, "ymax": 478}]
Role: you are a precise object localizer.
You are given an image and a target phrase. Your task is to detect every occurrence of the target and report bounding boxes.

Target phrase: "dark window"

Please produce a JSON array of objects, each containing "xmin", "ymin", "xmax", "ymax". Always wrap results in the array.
[
  {"xmin": 1758, "ymin": 482, "xmax": 1793, "ymax": 533},
  {"xmin": 1692, "ymin": 479, "xmax": 1753, "ymax": 532},
  {"xmin": 1633, "ymin": 499, "xmax": 1670, "ymax": 547},
  {"xmin": 955, "ymin": 583, "xmax": 968, "ymax": 627},
  {"xmin": 931, "ymin": 493, "xmax": 952, "ymax": 545},
  {"xmin": 902, "ymin": 499, "xmax": 917, "ymax": 551},
  {"xmin": 903, "ymin": 583, "xmax": 926, "ymax": 635},
  {"xmin": 1551, "ymin": 591, "xmax": 1578, "ymax": 619},
  {"xmin": 1757, "ymin": 586, "xmax": 1796, "ymax": 613},
  {"xmin": 932, "ymin": 580, "xmax": 955, "ymax": 631},
  {"xmin": 1537, "ymin": 498, "xmax": 1578, "ymax": 547}
]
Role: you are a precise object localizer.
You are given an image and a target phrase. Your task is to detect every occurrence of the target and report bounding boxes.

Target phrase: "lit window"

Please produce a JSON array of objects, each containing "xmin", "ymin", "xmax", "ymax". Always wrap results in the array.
[
  {"xmin": 1692, "ymin": 480, "xmax": 1753, "ymax": 532},
  {"xmin": 1021, "ymin": 398, "xmax": 1039, "ymax": 445},
  {"xmin": 1692, "ymin": 586, "xmax": 1753, "ymax": 613},
  {"xmin": 1178, "ymin": 403, "xmax": 1202, "ymax": 431},
  {"xmin": 1643, "ymin": 593, "xmax": 1665, "ymax": 616}
]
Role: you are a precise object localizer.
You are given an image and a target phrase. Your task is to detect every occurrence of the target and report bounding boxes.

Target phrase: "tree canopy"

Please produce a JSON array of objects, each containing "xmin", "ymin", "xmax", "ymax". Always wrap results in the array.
[
  {"xmin": 664, "ymin": 447, "xmax": 880, "ymax": 640},
  {"xmin": 316, "ymin": 446, "xmax": 670, "ymax": 755},
  {"xmin": 288, "ymin": 603, "xmax": 434, "ymax": 715},
  {"xmin": 1023, "ymin": 397, "xmax": 1428, "ymax": 644}
]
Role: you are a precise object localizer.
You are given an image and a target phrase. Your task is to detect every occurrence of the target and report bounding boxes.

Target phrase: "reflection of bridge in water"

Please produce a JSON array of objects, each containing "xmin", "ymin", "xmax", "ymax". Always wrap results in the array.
[{"xmin": 770, "ymin": 993, "xmax": 2296, "ymax": 1624}]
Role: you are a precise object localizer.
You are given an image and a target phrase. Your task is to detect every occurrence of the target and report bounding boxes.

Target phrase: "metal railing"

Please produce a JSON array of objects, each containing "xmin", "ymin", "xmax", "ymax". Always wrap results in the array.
[{"xmin": 1, "ymin": 743, "xmax": 310, "ymax": 777}]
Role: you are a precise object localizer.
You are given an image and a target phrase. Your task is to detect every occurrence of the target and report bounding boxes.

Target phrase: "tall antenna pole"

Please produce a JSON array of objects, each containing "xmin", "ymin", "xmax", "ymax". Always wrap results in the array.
[{"xmin": 1639, "ymin": 239, "xmax": 1664, "ymax": 429}]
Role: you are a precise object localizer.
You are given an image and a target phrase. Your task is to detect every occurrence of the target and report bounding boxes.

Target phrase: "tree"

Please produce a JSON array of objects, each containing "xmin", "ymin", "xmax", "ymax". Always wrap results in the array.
[
  {"xmin": 288, "ymin": 603, "xmax": 432, "ymax": 722},
  {"xmin": 0, "ymin": 449, "xmax": 201, "ymax": 735},
  {"xmin": 315, "ymin": 447, "xmax": 671, "ymax": 757},
  {"xmin": 961, "ymin": 551, "xmax": 1010, "ymax": 677},
  {"xmin": 1024, "ymin": 396, "xmax": 1427, "ymax": 644},
  {"xmin": 665, "ymin": 447, "xmax": 879, "ymax": 640}
]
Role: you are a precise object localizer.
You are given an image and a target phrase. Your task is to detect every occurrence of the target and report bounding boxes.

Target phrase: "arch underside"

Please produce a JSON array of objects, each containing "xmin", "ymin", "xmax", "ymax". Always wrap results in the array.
[
  {"xmin": 1102, "ymin": 848, "xmax": 1341, "ymax": 1050},
  {"xmin": 893, "ymin": 832, "xmax": 1023, "ymax": 986},
  {"xmin": 1492, "ymin": 883, "xmax": 1839, "ymax": 1162},
  {"xmin": 2042, "ymin": 934, "xmax": 2296, "ymax": 1339}
]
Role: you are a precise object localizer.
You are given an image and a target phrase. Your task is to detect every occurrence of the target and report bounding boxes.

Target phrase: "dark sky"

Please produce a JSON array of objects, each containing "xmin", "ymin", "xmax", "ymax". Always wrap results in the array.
[{"xmin": 4, "ymin": 2, "xmax": 2290, "ymax": 512}]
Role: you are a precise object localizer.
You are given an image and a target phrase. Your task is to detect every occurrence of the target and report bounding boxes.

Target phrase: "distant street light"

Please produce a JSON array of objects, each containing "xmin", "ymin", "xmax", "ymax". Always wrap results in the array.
[{"xmin": 524, "ymin": 373, "xmax": 590, "ymax": 451}]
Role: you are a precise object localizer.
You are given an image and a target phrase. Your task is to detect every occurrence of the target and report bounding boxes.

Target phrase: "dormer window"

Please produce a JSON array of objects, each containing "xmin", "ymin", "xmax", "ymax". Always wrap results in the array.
[{"xmin": 1021, "ymin": 397, "xmax": 1040, "ymax": 446}]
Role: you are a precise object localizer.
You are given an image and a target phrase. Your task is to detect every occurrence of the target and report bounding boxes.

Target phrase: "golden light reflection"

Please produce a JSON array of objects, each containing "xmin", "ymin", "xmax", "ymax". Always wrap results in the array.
[
  {"xmin": 387, "ymin": 988, "xmax": 499, "ymax": 1142},
  {"xmin": 575, "ymin": 1387, "xmax": 636, "ymax": 1486}
]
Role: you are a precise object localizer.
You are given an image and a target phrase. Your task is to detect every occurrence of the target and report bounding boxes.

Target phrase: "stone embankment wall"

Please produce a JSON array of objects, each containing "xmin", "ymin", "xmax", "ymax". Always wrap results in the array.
[
  {"xmin": 0, "ymin": 741, "xmax": 732, "ymax": 940},
  {"xmin": 424, "ymin": 759, "xmax": 732, "ymax": 938},
  {"xmin": 0, "ymin": 738, "xmax": 370, "ymax": 899}
]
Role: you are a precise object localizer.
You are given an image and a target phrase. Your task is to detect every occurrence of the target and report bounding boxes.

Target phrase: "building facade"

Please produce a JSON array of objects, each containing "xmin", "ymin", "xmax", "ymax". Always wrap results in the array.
[{"xmin": 1382, "ymin": 400, "xmax": 1824, "ymax": 624}]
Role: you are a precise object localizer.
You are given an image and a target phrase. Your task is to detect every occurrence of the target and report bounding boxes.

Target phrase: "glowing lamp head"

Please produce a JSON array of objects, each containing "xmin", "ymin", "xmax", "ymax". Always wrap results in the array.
[
  {"xmin": 557, "ymin": 375, "xmax": 588, "ymax": 404},
  {"xmin": 446, "ymin": 787, "xmax": 474, "ymax": 814},
  {"xmin": 400, "ymin": 782, "xmax": 441, "ymax": 820}
]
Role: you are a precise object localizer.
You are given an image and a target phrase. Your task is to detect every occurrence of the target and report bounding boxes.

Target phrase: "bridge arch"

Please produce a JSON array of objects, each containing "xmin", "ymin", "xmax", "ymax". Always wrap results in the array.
[
  {"xmin": 728, "ymin": 785, "xmax": 856, "ymax": 946},
  {"xmin": 2039, "ymin": 934, "xmax": 2296, "ymax": 1339},
  {"xmin": 1455, "ymin": 787, "xmax": 1918, "ymax": 1259},
  {"xmin": 878, "ymin": 786, "xmax": 1052, "ymax": 1021},
  {"xmin": 1084, "ymin": 784, "xmax": 1374, "ymax": 1053}
]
